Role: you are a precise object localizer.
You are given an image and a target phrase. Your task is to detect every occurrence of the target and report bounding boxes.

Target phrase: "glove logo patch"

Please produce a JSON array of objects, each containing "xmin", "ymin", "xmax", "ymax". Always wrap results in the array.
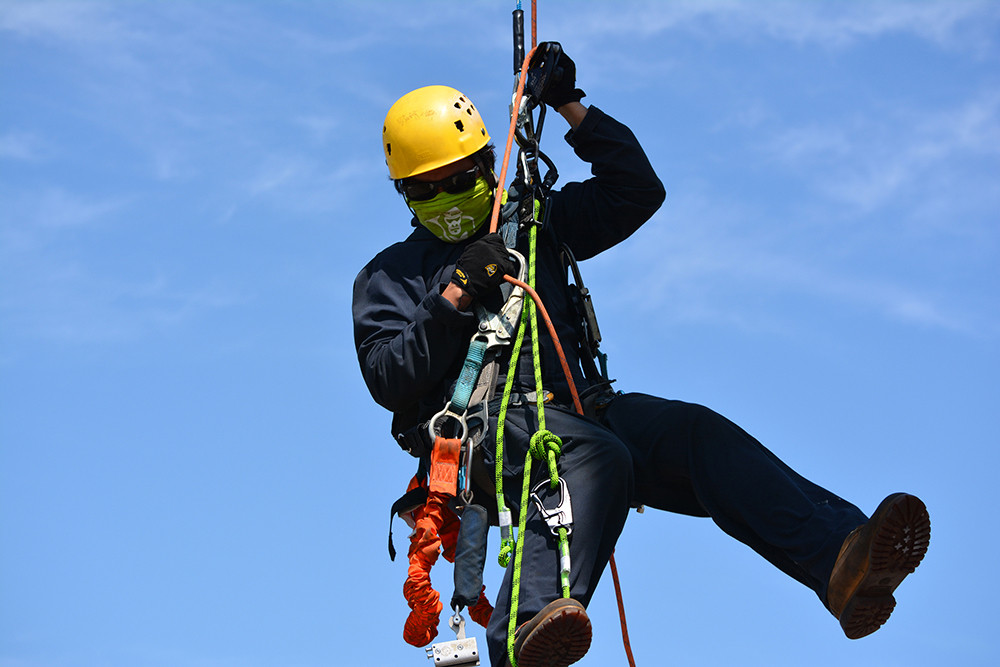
[
  {"xmin": 454, "ymin": 268, "xmax": 469, "ymax": 286},
  {"xmin": 485, "ymin": 264, "xmax": 498, "ymax": 277}
]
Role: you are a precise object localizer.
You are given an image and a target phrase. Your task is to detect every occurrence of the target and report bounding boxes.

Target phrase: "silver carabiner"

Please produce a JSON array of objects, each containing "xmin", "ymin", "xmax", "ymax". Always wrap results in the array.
[
  {"xmin": 428, "ymin": 402, "xmax": 469, "ymax": 444},
  {"xmin": 530, "ymin": 476, "xmax": 573, "ymax": 536}
]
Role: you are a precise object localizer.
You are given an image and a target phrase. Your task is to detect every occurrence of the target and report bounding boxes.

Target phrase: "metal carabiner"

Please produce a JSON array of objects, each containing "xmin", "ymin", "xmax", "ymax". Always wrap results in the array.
[
  {"xmin": 428, "ymin": 403, "xmax": 469, "ymax": 444},
  {"xmin": 429, "ymin": 403, "xmax": 477, "ymax": 506},
  {"xmin": 530, "ymin": 476, "xmax": 573, "ymax": 536}
]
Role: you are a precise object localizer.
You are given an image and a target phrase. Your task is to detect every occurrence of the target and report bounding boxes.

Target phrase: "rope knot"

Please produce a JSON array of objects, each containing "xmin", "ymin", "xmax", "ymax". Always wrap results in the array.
[
  {"xmin": 498, "ymin": 540, "xmax": 513, "ymax": 567},
  {"xmin": 529, "ymin": 429, "xmax": 562, "ymax": 488}
]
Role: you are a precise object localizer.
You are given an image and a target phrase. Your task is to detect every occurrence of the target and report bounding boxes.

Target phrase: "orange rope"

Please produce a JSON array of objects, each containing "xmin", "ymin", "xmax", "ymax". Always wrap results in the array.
[
  {"xmin": 503, "ymin": 272, "xmax": 637, "ymax": 667},
  {"xmin": 494, "ymin": 2, "xmax": 638, "ymax": 663},
  {"xmin": 531, "ymin": 0, "xmax": 537, "ymax": 48},
  {"xmin": 503, "ymin": 276, "xmax": 583, "ymax": 415},
  {"xmin": 488, "ymin": 44, "xmax": 537, "ymax": 236},
  {"xmin": 610, "ymin": 551, "xmax": 636, "ymax": 666}
]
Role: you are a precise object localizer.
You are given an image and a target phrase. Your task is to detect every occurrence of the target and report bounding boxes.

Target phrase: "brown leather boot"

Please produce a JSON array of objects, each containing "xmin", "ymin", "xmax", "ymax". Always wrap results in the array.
[
  {"xmin": 504, "ymin": 598, "xmax": 592, "ymax": 667},
  {"xmin": 827, "ymin": 493, "xmax": 930, "ymax": 639}
]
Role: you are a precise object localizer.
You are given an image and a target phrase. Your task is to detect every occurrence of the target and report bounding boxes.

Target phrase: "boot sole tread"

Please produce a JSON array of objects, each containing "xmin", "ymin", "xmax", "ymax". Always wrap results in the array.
[
  {"xmin": 841, "ymin": 493, "xmax": 930, "ymax": 639},
  {"xmin": 516, "ymin": 604, "xmax": 592, "ymax": 667}
]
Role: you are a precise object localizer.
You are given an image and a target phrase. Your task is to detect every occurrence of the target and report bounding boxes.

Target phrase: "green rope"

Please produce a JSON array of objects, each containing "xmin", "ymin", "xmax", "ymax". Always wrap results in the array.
[
  {"xmin": 495, "ymin": 305, "xmax": 527, "ymax": 568},
  {"xmin": 524, "ymin": 222, "xmax": 567, "ymax": 618},
  {"xmin": 528, "ymin": 429, "xmax": 562, "ymax": 489},
  {"xmin": 558, "ymin": 526, "xmax": 571, "ymax": 598},
  {"xmin": 507, "ymin": 428, "xmax": 565, "ymax": 665},
  {"xmin": 527, "ymin": 226, "xmax": 548, "ymax": 434},
  {"xmin": 502, "ymin": 225, "xmax": 574, "ymax": 667},
  {"xmin": 506, "ymin": 433, "xmax": 535, "ymax": 667}
]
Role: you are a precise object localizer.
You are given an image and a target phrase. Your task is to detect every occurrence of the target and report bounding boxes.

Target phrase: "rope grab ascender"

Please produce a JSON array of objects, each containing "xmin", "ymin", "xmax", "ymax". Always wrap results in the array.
[{"xmin": 387, "ymin": 2, "xmax": 637, "ymax": 665}]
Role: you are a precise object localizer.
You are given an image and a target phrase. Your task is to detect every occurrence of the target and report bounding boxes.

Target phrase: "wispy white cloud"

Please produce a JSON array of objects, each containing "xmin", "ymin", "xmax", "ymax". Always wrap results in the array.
[
  {"xmin": 0, "ymin": 183, "xmax": 206, "ymax": 348},
  {"xmin": 590, "ymin": 181, "xmax": 996, "ymax": 339},
  {"xmin": 737, "ymin": 251, "xmax": 981, "ymax": 335},
  {"xmin": 211, "ymin": 145, "xmax": 386, "ymax": 227},
  {"xmin": 1, "ymin": 188, "xmax": 129, "ymax": 244},
  {"xmin": 764, "ymin": 92, "xmax": 1000, "ymax": 214},
  {"xmin": 541, "ymin": 2, "xmax": 1000, "ymax": 109},
  {"xmin": 0, "ymin": 131, "xmax": 48, "ymax": 161},
  {"xmin": 35, "ymin": 188, "xmax": 129, "ymax": 229},
  {"xmin": 3, "ymin": 1, "xmax": 994, "ymax": 347},
  {"xmin": 1, "ymin": 259, "xmax": 248, "ymax": 345},
  {"xmin": 294, "ymin": 115, "xmax": 340, "ymax": 145},
  {"xmin": 735, "ymin": 1, "xmax": 996, "ymax": 51},
  {"xmin": 0, "ymin": 1, "xmax": 396, "ymax": 198},
  {"xmin": 0, "ymin": 1, "xmax": 128, "ymax": 44},
  {"xmin": 246, "ymin": 155, "xmax": 311, "ymax": 197},
  {"xmin": 549, "ymin": 0, "xmax": 999, "ymax": 52}
]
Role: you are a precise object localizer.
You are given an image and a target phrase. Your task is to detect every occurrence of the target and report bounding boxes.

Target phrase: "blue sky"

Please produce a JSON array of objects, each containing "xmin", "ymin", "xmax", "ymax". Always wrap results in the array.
[{"xmin": 1, "ymin": 1, "xmax": 998, "ymax": 666}]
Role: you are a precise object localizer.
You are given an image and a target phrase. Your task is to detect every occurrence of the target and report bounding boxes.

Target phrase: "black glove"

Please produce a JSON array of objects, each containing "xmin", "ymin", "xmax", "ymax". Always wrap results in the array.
[
  {"xmin": 451, "ymin": 234, "xmax": 516, "ymax": 300},
  {"xmin": 528, "ymin": 42, "xmax": 586, "ymax": 110}
]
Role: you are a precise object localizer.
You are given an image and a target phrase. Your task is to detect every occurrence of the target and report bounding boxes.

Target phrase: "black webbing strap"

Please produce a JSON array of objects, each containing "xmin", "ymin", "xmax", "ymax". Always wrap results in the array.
[
  {"xmin": 395, "ymin": 422, "xmax": 434, "ymax": 459},
  {"xmin": 387, "ymin": 485, "xmax": 428, "ymax": 561}
]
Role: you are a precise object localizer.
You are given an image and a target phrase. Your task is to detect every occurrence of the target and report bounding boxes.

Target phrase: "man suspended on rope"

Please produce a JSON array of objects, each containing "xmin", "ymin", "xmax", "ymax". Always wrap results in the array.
[{"xmin": 353, "ymin": 45, "xmax": 930, "ymax": 667}]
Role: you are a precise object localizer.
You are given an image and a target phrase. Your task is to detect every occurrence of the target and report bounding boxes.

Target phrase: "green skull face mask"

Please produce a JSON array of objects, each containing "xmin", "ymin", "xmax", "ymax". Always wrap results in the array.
[{"xmin": 409, "ymin": 177, "xmax": 493, "ymax": 243}]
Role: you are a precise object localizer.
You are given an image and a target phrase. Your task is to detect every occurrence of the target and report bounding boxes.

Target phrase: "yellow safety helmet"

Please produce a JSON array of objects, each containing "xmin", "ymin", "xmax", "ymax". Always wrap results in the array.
[{"xmin": 383, "ymin": 85, "xmax": 491, "ymax": 180}]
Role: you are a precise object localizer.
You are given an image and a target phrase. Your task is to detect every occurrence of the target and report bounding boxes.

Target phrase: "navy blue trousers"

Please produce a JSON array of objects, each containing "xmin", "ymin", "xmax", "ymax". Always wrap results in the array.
[{"xmin": 483, "ymin": 392, "xmax": 867, "ymax": 666}]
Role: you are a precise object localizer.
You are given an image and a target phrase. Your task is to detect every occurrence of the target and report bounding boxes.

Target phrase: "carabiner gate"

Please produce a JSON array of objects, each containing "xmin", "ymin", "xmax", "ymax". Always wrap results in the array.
[{"xmin": 529, "ymin": 476, "xmax": 573, "ymax": 536}]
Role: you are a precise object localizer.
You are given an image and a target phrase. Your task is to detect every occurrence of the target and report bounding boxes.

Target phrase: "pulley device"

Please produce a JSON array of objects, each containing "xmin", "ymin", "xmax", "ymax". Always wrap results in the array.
[{"xmin": 425, "ymin": 611, "xmax": 481, "ymax": 666}]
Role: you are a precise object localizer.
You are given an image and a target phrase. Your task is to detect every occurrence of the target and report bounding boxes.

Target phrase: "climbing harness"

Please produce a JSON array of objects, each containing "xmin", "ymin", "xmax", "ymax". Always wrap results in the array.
[{"xmin": 388, "ymin": 2, "xmax": 639, "ymax": 665}]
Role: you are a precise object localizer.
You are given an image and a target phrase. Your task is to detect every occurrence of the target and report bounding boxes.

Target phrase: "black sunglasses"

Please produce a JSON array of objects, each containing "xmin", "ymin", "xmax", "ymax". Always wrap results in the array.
[{"xmin": 401, "ymin": 166, "xmax": 480, "ymax": 202}]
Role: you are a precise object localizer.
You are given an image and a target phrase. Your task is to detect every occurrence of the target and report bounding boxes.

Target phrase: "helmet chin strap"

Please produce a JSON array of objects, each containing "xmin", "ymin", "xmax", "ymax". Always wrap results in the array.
[{"xmin": 473, "ymin": 151, "xmax": 499, "ymax": 191}]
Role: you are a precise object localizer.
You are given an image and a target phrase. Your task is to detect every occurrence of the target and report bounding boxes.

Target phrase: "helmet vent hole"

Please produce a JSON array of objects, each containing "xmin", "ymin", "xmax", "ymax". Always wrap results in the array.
[
  {"xmin": 385, "ymin": 142, "xmax": 391, "ymax": 155},
  {"xmin": 454, "ymin": 120, "xmax": 465, "ymax": 132}
]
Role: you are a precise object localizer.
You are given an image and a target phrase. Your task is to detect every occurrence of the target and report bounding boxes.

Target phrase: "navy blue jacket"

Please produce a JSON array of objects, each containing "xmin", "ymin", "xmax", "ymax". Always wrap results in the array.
[{"xmin": 353, "ymin": 107, "xmax": 665, "ymax": 437}]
